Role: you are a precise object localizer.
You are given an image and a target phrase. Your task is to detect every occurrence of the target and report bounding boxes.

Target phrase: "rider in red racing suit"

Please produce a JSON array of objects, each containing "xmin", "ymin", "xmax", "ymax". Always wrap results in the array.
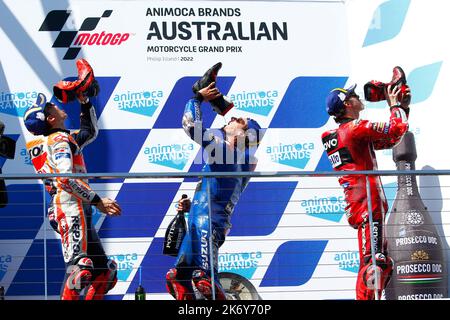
[
  {"xmin": 24, "ymin": 93, "xmax": 122, "ymax": 300},
  {"xmin": 321, "ymin": 83, "xmax": 411, "ymax": 300}
]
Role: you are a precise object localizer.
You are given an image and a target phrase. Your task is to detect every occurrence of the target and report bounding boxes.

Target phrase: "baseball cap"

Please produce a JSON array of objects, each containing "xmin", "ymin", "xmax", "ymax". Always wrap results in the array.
[
  {"xmin": 326, "ymin": 84, "xmax": 357, "ymax": 116},
  {"xmin": 23, "ymin": 93, "xmax": 49, "ymax": 136}
]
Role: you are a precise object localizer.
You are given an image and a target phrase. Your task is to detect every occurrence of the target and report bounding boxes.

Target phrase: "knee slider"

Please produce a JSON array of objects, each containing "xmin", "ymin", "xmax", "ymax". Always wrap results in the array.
[
  {"xmin": 361, "ymin": 264, "xmax": 381, "ymax": 290},
  {"xmin": 361, "ymin": 253, "xmax": 393, "ymax": 289},
  {"xmin": 165, "ymin": 267, "xmax": 196, "ymax": 300},
  {"xmin": 192, "ymin": 269, "xmax": 226, "ymax": 300},
  {"xmin": 66, "ymin": 257, "xmax": 94, "ymax": 293},
  {"xmin": 83, "ymin": 259, "xmax": 118, "ymax": 300},
  {"xmin": 165, "ymin": 268, "xmax": 178, "ymax": 299}
]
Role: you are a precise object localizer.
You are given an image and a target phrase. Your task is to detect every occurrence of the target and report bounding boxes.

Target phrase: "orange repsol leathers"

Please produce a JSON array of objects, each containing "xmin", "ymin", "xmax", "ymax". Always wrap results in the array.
[
  {"xmin": 26, "ymin": 101, "xmax": 117, "ymax": 300},
  {"xmin": 321, "ymin": 106, "xmax": 409, "ymax": 300}
]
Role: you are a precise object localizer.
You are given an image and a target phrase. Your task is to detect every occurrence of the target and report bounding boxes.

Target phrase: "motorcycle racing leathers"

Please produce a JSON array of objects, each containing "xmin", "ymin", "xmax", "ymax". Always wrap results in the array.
[
  {"xmin": 321, "ymin": 106, "xmax": 409, "ymax": 300},
  {"xmin": 166, "ymin": 97, "xmax": 257, "ymax": 300},
  {"xmin": 26, "ymin": 101, "xmax": 117, "ymax": 300}
]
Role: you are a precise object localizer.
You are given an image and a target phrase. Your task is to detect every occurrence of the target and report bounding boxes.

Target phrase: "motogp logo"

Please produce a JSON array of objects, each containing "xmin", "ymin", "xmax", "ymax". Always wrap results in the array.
[{"xmin": 39, "ymin": 10, "xmax": 130, "ymax": 60}]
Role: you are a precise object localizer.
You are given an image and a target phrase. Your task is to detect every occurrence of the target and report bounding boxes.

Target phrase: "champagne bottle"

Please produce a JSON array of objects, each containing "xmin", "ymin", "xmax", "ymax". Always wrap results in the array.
[
  {"xmin": 163, "ymin": 194, "xmax": 188, "ymax": 257},
  {"xmin": 385, "ymin": 131, "xmax": 448, "ymax": 300},
  {"xmin": 0, "ymin": 286, "xmax": 4, "ymax": 300}
]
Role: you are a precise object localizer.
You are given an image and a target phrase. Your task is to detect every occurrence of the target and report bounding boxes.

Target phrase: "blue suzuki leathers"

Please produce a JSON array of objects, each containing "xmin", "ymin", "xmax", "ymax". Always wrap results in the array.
[{"xmin": 173, "ymin": 97, "xmax": 258, "ymax": 298}]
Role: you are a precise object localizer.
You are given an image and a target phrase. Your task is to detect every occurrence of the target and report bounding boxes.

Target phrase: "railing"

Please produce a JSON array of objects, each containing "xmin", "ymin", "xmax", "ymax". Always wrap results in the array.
[{"xmin": 0, "ymin": 170, "xmax": 449, "ymax": 300}]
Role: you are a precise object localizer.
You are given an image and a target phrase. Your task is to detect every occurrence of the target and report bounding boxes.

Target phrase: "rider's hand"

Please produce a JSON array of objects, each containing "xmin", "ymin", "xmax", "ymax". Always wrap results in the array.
[
  {"xmin": 198, "ymin": 82, "xmax": 222, "ymax": 102},
  {"xmin": 96, "ymin": 197, "xmax": 121, "ymax": 216},
  {"xmin": 386, "ymin": 84, "xmax": 401, "ymax": 108},
  {"xmin": 177, "ymin": 196, "xmax": 191, "ymax": 213}
]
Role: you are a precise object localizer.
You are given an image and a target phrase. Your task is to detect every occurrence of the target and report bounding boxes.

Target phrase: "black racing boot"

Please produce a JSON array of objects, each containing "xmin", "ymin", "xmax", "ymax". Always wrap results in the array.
[
  {"xmin": 192, "ymin": 62, "xmax": 234, "ymax": 116},
  {"xmin": 192, "ymin": 62, "xmax": 222, "ymax": 93}
]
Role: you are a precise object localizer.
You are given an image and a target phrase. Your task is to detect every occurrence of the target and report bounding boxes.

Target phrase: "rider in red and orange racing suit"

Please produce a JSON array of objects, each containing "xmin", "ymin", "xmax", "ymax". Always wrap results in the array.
[
  {"xmin": 24, "ymin": 93, "xmax": 122, "ymax": 300},
  {"xmin": 321, "ymin": 83, "xmax": 411, "ymax": 300}
]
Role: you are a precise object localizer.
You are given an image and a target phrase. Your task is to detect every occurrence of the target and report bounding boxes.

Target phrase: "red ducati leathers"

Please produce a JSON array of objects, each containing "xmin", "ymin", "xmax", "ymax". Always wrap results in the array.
[{"xmin": 322, "ymin": 106, "xmax": 409, "ymax": 299}]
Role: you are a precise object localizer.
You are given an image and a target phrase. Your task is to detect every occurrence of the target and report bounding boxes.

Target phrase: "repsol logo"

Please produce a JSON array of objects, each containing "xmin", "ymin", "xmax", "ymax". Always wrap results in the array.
[
  {"xmin": 229, "ymin": 90, "xmax": 278, "ymax": 116},
  {"xmin": 71, "ymin": 216, "xmax": 81, "ymax": 255},
  {"xmin": 39, "ymin": 10, "xmax": 131, "ymax": 60},
  {"xmin": 114, "ymin": 90, "xmax": 163, "ymax": 117},
  {"xmin": 68, "ymin": 180, "xmax": 91, "ymax": 200},
  {"xmin": 0, "ymin": 91, "xmax": 39, "ymax": 117},
  {"xmin": 22, "ymin": 144, "xmax": 44, "ymax": 167},
  {"xmin": 27, "ymin": 145, "xmax": 43, "ymax": 158}
]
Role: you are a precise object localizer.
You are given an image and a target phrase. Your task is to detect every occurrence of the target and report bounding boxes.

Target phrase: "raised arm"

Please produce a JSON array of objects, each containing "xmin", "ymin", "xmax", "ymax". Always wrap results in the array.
[
  {"xmin": 182, "ymin": 82, "xmax": 221, "ymax": 148},
  {"xmin": 72, "ymin": 97, "xmax": 98, "ymax": 150}
]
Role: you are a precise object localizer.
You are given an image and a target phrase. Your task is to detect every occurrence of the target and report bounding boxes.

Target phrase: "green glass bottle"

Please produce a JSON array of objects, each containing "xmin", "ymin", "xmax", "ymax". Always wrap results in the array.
[{"xmin": 135, "ymin": 285, "xmax": 146, "ymax": 300}]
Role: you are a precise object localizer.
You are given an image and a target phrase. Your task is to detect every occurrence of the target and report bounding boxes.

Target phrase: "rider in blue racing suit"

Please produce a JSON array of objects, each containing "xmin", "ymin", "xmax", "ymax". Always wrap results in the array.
[{"xmin": 166, "ymin": 82, "xmax": 263, "ymax": 300}]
